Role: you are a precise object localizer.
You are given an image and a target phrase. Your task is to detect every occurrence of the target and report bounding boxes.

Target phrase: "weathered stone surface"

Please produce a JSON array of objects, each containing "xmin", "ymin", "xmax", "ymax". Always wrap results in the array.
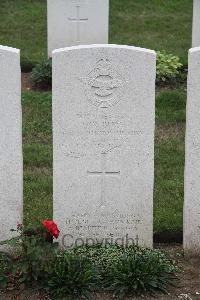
[
  {"xmin": 0, "ymin": 45, "xmax": 23, "ymax": 242},
  {"xmin": 184, "ymin": 47, "xmax": 200, "ymax": 255},
  {"xmin": 192, "ymin": 0, "xmax": 200, "ymax": 47},
  {"xmin": 47, "ymin": 0, "xmax": 109, "ymax": 57},
  {"xmin": 53, "ymin": 45, "xmax": 156, "ymax": 249}
]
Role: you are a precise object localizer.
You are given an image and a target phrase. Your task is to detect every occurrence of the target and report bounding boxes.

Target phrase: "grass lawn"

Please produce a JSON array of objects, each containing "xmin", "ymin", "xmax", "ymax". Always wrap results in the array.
[
  {"xmin": 0, "ymin": 0, "xmax": 192, "ymax": 69},
  {"xmin": 23, "ymin": 92, "xmax": 52, "ymax": 225},
  {"xmin": 155, "ymin": 89, "xmax": 186, "ymax": 232},
  {"xmin": 22, "ymin": 88, "xmax": 186, "ymax": 233}
]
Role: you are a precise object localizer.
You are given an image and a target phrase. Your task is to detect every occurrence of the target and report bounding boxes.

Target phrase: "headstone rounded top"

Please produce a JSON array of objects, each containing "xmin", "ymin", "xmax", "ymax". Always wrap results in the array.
[
  {"xmin": 52, "ymin": 44, "xmax": 156, "ymax": 56},
  {"xmin": 189, "ymin": 46, "xmax": 200, "ymax": 54},
  {"xmin": 0, "ymin": 45, "xmax": 20, "ymax": 54}
]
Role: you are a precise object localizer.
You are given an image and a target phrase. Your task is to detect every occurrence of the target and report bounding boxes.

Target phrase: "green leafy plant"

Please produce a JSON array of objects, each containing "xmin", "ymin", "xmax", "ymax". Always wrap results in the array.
[
  {"xmin": 0, "ymin": 227, "xmax": 178, "ymax": 299},
  {"xmin": 30, "ymin": 59, "xmax": 52, "ymax": 88},
  {"xmin": 105, "ymin": 247, "xmax": 177, "ymax": 298},
  {"xmin": 156, "ymin": 50, "xmax": 183, "ymax": 83},
  {"xmin": 0, "ymin": 252, "xmax": 12, "ymax": 289},
  {"xmin": 30, "ymin": 51, "xmax": 184, "ymax": 88},
  {"xmin": 46, "ymin": 252, "xmax": 98, "ymax": 299},
  {"xmin": 70, "ymin": 245, "xmax": 177, "ymax": 298},
  {"xmin": 1, "ymin": 221, "xmax": 60, "ymax": 286}
]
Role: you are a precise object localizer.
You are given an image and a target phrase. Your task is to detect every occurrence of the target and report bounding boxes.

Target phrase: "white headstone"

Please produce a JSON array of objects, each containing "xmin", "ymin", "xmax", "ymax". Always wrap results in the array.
[
  {"xmin": 0, "ymin": 45, "xmax": 23, "ymax": 242},
  {"xmin": 192, "ymin": 0, "xmax": 200, "ymax": 47},
  {"xmin": 47, "ymin": 0, "xmax": 109, "ymax": 57},
  {"xmin": 53, "ymin": 45, "xmax": 156, "ymax": 249},
  {"xmin": 184, "ymin": 47, "xmax": 200, "ymax": 255}
]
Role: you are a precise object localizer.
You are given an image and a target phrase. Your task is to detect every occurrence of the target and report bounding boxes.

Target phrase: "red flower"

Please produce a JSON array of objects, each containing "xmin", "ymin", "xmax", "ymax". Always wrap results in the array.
[
  {"xmin": 41, "ymin": 220, "xmax": 60, "ymax": 239},
  {"xmin": 17, "ymin": 223, "xmax": 23, "ymax": 230}
]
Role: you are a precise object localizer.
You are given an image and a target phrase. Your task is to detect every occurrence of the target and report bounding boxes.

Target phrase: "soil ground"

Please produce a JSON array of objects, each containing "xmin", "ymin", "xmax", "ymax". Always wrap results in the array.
[
  {"xmin": 1, "ymin": 244, "xmax": 200, "ymax": 300},
  {"xmin": 22, "ymin": 73, "xmax": 32, "ymax": 91}
]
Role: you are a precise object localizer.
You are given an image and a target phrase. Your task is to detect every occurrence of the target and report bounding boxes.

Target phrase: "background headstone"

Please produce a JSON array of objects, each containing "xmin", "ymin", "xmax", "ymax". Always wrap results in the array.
[
  {"xmin": 184, "ymin": 47, "xmax": 200, "ymax": 255},
  {"xmin": 192, "ymin": 0, "xmax": 200, "ymax": 47},
  {"xmin": 0, "ymin": 45, "xmax": 23, "ymax": 242},
  {"xmin": 47, "ymin": 0, "xmax": 109, "ymax": 57},
  {"xmin": 53, "ymin": 45, "xmax": 156, "ymax": 249}
]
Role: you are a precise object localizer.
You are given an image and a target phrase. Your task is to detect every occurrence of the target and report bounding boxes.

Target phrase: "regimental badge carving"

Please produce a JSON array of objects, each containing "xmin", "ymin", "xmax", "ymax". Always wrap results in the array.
[{"xmin": 80, "ymin": 59, "xmax": 124, "ymax": 109}]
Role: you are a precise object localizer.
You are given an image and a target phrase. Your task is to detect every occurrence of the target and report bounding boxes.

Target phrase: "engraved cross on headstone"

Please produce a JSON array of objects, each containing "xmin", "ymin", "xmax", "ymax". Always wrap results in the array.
[
  {"xmin": 68, "ymin": 5, "xmax": 88, "ymax": 42},
  {"xmin": 87, "ymin": 152, "xmax": 120, "ymax": 207}
]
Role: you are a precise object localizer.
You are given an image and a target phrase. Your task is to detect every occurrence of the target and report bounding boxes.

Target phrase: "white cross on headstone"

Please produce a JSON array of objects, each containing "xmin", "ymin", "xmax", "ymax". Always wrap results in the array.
[
  {"xmin": 87, "ymin": 152, "xmax": 120, "ymax": 207},
  {"xmin": 68, "ymin": 5, "xmax": 88, "ymax": 42},
  {"xmin": 47, "ymin": 0, "xmax": 109, "ymax": 57}
]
